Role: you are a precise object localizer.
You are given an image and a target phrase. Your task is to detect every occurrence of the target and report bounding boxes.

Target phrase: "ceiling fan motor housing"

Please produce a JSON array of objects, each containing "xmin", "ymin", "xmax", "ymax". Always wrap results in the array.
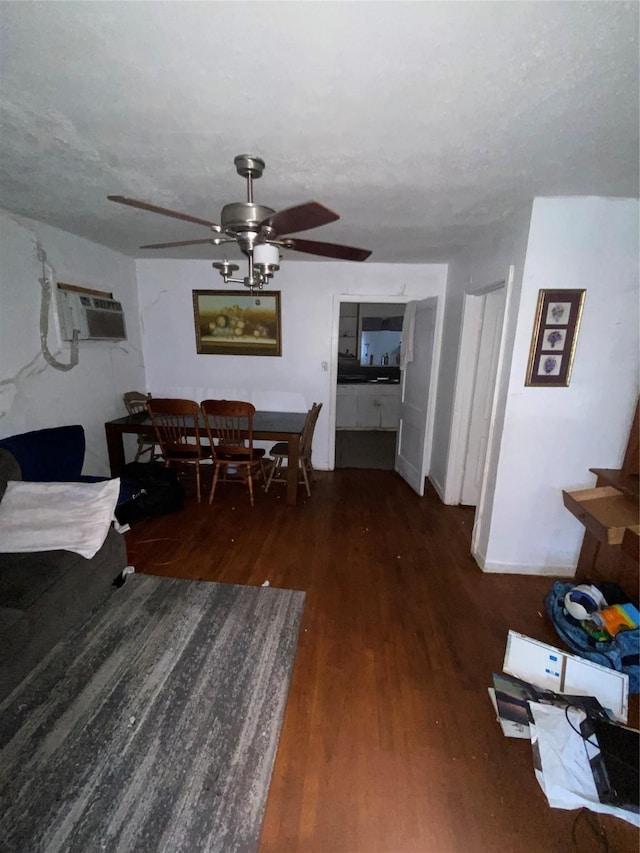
[{"xmin": 220, "ymin": 202, "xmax": 275, "ymax": 233}]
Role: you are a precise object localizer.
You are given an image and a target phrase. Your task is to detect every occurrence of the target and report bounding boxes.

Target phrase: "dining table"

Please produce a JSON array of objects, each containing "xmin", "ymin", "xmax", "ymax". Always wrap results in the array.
[{"xmin": 104, "ymin": 410, "xmax": 308, "ymax": 506}]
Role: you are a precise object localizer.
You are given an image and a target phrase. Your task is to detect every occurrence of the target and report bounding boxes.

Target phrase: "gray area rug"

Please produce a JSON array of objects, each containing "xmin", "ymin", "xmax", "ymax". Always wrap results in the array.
[{"xmin": 0, "ymin": 574, "xmax": 305, "ymax": 852}]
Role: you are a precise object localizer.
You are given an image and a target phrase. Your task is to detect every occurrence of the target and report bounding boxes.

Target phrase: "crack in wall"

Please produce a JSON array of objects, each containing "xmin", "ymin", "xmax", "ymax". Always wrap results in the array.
[
  {"xmin": 0, "ymin": 350, "xmax": 48, "ymax": 388},
  {"xmin": 0, "ymin": 351, "xmax": 49, "ymax": 420}
]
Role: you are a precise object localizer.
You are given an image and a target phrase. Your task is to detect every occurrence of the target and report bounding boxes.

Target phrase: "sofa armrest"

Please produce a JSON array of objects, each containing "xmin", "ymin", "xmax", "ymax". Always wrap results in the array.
[
  {"xmin": 0, "ymin": 526, "xmax": 127, "ymax": 702},
  {"xmin": 0, "ymin": 448, "xmax": 21, "ymax": 499}
]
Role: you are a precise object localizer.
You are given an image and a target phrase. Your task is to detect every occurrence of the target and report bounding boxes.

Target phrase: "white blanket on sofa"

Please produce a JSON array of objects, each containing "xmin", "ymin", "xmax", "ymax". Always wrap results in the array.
[{"xmin": 0, "ymin": 479, "xmax": 120, "ymax": 559}]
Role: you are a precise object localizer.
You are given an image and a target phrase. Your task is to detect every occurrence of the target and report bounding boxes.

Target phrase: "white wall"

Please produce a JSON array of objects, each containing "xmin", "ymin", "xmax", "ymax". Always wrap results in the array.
[
  {"xmin": 480, "ymin": 197, "xmax": 639, "ymax": 574},
  {"xmin": 136, "ymin": 259, "xmax": 447, "ymax": 469},
  {"xmin": 430, "ymin": 204, "xmax": 533, "ymax": 495},
  {"xmin": 0, "ymin": 210, "xmax": 145, "ymax": 474}
]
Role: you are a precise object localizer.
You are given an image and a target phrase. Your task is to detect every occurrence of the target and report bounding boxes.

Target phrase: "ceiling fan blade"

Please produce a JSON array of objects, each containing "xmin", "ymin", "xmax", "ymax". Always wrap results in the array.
[
  {"xmin": 108, "ymin": 195, "xmax": 221, "ymax": 230},
  {"xmin": 283, "ymin": 237, "xmax": 371, "ymax": 262},
  {"xmin": 139, "ymin": 239, "xmax": 219, "ymax": 249},
  {"xmin": 260, "ymin": 201, "xmax": 339, "ymax": 236}
]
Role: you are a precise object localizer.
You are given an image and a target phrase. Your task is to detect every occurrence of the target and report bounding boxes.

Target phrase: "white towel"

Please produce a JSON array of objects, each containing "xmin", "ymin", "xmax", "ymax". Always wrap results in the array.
[{"xmin": 400, "ymin": 301, "xmax": 417, "ymax": 370}]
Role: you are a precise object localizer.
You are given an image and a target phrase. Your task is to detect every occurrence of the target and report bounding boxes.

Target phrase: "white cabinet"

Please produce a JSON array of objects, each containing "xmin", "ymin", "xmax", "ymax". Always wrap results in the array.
[
  {"xmin": 336, "ymin": 387, "xmax": 358, "ymax": 428},
  {"xmin": 336, "ymin": 384, "xmax": 401, "ymax": 430}
]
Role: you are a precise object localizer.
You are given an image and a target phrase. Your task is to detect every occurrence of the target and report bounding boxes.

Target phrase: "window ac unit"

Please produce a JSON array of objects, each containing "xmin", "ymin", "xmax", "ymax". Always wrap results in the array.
[{"xmin": 57, "ymin": 290, "xmax": 127, "ymax": 341}]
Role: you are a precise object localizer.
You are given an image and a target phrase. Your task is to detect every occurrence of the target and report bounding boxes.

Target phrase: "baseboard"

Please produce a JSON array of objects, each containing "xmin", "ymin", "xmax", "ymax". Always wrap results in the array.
[
  {"xmin": 428, "ymin": 473, "xmax": 446, "ymax": 502},
  {"xmin": 478, "ymin": 559, "xmax": 575, "ymax": 577}
]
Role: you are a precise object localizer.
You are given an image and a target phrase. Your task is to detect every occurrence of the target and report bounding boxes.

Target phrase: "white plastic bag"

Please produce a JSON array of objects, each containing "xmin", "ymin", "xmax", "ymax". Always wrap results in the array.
[{"xmin": 528, "ymin": 702, "xmax": 639, "ymax": 827}]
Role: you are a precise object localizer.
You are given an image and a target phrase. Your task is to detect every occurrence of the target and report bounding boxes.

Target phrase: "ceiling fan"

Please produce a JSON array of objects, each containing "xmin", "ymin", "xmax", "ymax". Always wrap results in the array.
[{"xmin": 108, "ymin": 154, "xmax": 371, "ymax": 291}]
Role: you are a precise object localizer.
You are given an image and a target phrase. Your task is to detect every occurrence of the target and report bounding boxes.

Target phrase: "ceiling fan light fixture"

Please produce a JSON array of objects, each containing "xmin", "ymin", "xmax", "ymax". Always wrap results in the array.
[
  {"xmin": 253, "ymin": 243, "xmax": 280, "ymax": 273},
  {"xmin": 212, "ymin": 261, "xmax": 240, "ymax": 281}
]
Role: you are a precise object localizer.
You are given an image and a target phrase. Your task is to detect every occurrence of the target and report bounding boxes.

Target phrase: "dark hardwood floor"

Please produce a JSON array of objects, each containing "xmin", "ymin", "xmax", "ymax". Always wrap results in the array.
[{"xmin": 125, "ymin": 469, "xmax": 638, "ymax": 853}]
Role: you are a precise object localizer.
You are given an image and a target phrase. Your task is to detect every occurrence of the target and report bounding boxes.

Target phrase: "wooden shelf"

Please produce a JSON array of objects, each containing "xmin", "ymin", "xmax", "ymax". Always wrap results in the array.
[
  {"xmin": 589, "ymin": 468, "xmax": 639, "ymax": 501},
  {"xmin": 563, "ymin": 486, "xmax": 639, "ymax": 545},
  {"xmin": 568, "ymin": 399, "xmax": 640, "ymax": 590}
]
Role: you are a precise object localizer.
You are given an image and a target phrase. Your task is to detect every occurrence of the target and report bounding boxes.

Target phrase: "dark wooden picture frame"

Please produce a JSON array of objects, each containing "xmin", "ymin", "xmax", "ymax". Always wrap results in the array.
[
  {"xmin": 525, "ymin": 289, "xmax": 586, "ymax": 387},
  {"xmin": 193, "ymin": 290, "xmax": 282, "ymax": 356}
]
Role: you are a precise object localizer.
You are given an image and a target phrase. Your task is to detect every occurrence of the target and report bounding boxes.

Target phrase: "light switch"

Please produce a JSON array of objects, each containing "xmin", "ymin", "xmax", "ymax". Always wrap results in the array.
[{"xmin": 321, "ymin": 361, "xmax": 328, "ymax": 372}]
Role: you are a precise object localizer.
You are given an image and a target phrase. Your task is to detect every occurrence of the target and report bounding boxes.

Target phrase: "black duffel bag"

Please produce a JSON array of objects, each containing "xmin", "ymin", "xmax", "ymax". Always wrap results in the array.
[{"xmin": 115, "ymin": 462, "xmax": 184, "ymax": 525}]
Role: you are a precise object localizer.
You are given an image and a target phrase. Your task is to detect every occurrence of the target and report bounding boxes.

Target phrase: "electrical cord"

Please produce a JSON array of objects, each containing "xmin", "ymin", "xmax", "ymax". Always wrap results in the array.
[
  {"xmin": 37, "ymin": 243, "xmax": 79, "ymax": 371},
  {"xmin": 563, "ymin": 704, "xmax": 640, "ymax": 851},
  {"xmin": 564, "ymin": 704, "xmax": 602, "ymax": 746},
  {"xmin": 564, "ymin": 705, "xmax": 640, "ymax": 776},
  {"xmin": 126, "ymin": 536, "xmax": 183, "ymax": 567}
]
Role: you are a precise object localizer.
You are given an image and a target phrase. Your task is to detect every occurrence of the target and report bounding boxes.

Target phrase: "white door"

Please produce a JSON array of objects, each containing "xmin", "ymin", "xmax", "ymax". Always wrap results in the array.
[
  {"xmin": 395, "ymin": 298, "xmax": 437, "ymax": 495},
  {"xmin": 460, "ymin": 287, "xmax": 505, "ymax": 505}
]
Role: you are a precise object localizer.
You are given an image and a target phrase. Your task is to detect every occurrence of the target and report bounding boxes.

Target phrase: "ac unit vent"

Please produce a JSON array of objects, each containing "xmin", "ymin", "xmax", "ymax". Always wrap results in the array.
[{"xmin": 57, "ymin": 290, "xmax": 127, "ymax": 341}]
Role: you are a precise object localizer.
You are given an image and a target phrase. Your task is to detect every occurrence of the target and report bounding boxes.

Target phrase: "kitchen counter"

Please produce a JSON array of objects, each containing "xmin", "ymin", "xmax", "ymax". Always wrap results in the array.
[{"xmin": 338, "ymin": 374, "xmax": 400, "ymax": 384}]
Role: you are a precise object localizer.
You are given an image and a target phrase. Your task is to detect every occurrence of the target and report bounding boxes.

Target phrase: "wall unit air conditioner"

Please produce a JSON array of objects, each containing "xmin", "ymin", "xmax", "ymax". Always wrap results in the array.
[{"xmin": 57, "ymin": 289, "xmax": 127, "ymax": 341}]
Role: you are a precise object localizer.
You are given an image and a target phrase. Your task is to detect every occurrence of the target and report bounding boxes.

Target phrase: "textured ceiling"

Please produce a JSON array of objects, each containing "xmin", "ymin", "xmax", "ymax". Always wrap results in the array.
[{"xmin": 0, "ymin": 1, "xmax": 638, "ymax": 264}]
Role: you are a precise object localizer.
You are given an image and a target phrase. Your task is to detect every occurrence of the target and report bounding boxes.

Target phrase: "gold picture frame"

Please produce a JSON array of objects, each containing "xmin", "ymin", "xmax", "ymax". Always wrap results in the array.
[
  {"xmin": 193, "ymin": 290, "xmax": 282, "ymax": 356},
  {"xmin": 525, "ymin": 289, "xmax": 586, "ymax": 387}
]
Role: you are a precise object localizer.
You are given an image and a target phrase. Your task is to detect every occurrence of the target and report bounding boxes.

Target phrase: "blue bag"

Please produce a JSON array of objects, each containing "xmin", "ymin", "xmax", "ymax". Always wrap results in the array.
[{"xmin": 544, "ymin": 580, "xmax": 640, "ymax": 694}]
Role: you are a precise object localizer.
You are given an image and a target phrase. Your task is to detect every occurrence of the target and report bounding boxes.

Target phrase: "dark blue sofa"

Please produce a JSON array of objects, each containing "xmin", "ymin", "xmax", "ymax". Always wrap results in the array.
[
  {"xmin": 0, "ymin": 424, "xmax": 132, "ymax": 499},
  {"xmin": 0, "ymin": 424, "xmax": 105, "ymax": 483}
]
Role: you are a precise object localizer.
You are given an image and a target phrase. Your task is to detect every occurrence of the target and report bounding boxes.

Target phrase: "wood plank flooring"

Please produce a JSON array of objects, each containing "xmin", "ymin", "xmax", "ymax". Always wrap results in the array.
[{"xmin": 125, "ymin": 469, "xmax": 638, "ymax": 853}]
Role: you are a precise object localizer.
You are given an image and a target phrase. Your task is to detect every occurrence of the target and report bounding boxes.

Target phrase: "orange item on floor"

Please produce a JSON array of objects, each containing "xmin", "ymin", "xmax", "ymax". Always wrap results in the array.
[{"xmin": 596, "ymin": 604, "xmax": 638, "ymax": 637}]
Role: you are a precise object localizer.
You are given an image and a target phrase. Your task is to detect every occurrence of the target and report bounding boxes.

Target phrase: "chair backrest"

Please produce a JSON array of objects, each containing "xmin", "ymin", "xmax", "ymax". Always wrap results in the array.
[
  {"xmin": 124, "ymin": 391, "xmax": 151, "ymax": 416},
  {"xmin": 201, "ymin": 400, "xmax": 256, "ymax": 460},
  {"xmin": 300, "ymin": 403, "xmax": 322, "ymax": 458},
  {"xmin": 146, "ymin": 398, "xmax": 205, "ymax": 458}
]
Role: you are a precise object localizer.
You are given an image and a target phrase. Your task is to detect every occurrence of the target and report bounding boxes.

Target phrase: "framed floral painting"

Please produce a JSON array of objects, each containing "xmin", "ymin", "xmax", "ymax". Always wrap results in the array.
[
  {"xmin": 525, "ymin": 289, "xmax": 585, "ymax": 386},
  {"xmin": 193, "ymin": 290, "xmax": 281, "ymax": 356}
]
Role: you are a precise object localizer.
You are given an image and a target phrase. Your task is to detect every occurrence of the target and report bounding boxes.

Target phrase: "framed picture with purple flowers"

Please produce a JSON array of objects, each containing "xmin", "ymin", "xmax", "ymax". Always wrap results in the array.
[{"xmin": 525, "ymin": 289, "xmax": 586, "ymax": 386}]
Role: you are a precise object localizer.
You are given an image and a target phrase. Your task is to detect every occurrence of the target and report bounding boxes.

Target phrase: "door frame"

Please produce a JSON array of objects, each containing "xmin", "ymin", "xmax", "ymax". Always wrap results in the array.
[
  {"xmin": 442, "ymin": 270, "xmax": 512, "ymax": 505},
  {"xmin": 328, "ymin": 293, "xmax": 444, "ymax": 477},
  {"xmin": 327, "ymin": 295, "xmax": 409, "ymax": 470}
]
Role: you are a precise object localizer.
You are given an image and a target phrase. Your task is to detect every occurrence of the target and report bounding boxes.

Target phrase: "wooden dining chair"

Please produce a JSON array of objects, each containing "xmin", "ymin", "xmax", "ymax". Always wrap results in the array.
[
  {"xmin": 146, "ymin": 397, "xmax": 212, "ymax": 503},
  {"xmin": 123, "ymin": 391, "xmax": 162, "ymax": 462},
  {"xmin": 265, "ymin": 403, "xmax": 322, "ymax": 497},
  {"xmin": 200, "ymin": 399, "xmax": 266, "ymax": 507}
]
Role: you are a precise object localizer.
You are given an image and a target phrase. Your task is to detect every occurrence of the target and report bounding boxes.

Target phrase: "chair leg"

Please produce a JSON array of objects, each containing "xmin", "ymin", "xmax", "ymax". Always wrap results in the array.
[
  {"xmin": 209, "ymin": 464, "xmax": 221, "ymax": 504},
  {"xmin": 300, "ymin": 460, "xmax": 311, "ymax": 497},
  {"xmin": 195, "ymin": 462, "xmax": 201, "ymax": 503},
  {"xmin": 246, "ymin": 465, "xmax": 255, "ymax": 506},
  {"xmin": 265, "ymin": 457, "xmax": 280, "ymax": 492}
]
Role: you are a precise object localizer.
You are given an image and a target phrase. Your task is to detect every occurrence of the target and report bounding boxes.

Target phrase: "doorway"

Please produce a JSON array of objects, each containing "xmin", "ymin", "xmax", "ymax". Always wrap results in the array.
[
  {"xmin": 443, "ymin": 278, "xmax": 509, "ymax": 507},
  {"xmin": 334, "ymin": 300, "xmax": 406, "ymax": 470},
  {"xmin": 460, "ymin": 287, "xmax": 505, "ymax": 505}
]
